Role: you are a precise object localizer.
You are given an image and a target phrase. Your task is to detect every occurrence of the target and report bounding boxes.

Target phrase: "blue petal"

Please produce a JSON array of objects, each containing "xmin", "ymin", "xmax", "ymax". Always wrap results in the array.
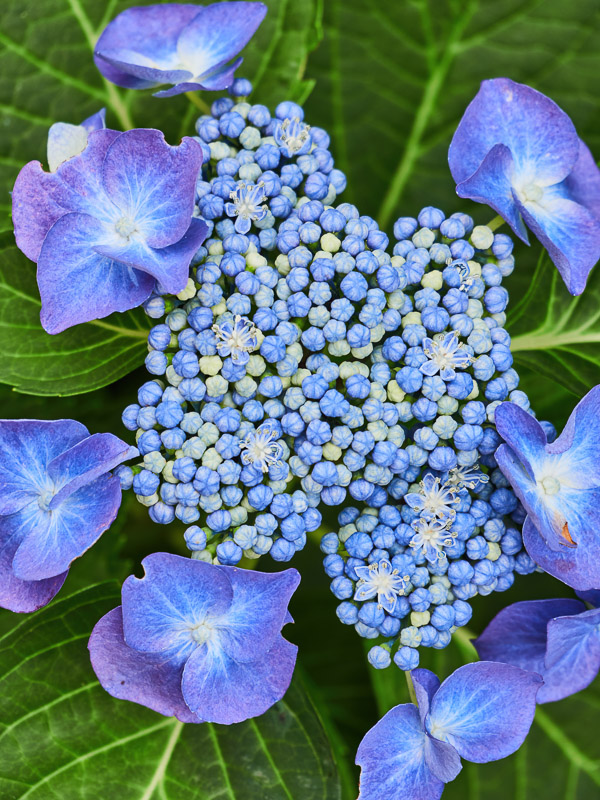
[
  {"xmin": 542, "ymin": 607, "xmax": 600, "ymax": 702},
  {"xmin": 425, "ymin": 662, "xmax": 542, "ymax": 762},
  {"xmin": 94, "ymin": 5, "xmax": 202, "ymax": 89},
  {"xmin": 12, "ymin": 161, "xmax": 69, "ymax": 262},
  {"xmin": 80, "ymin": 108, "xmax": 106, "ymax": 134},
  {"xmin": 48, "ymin": 432, "xmax": 135, "ymax": 508},
  {"xmin": 121, "ymin": 553, "xmax": 233, "ymax": 656},
  {"xmin": 215, "ymin": 566, "xmax": 300, "ymax": 662},
  {"xmin": 89, "ymin": 606, "xmax": 202, "ymax": 723},
  {"xmin": 0, "ymin": 506, "xmax": 66, "ymax": 612},
  {"xmin": 37, "ymin": 212, "xmax": 155, "ymax": 334},
  {"xmin": 94, "ymin": 50, "xmax": 191, "ymax": 87},
  {"xmin": 356, "ymin": 704, "xmax": 444, "ymax": 800},
  {"xmin": 576, "ymin": 589, "xmax": 600, "ymax": 608},
  {"xmin": 181, "ymin": 633, "xmax": 297, "ymax": 723},
  {"xmin": 562, "ymin": 139, "xmax": 600, "ymax": 220},
  {"xmin": 12, "ymin": 473, "xmax": 122, "ymax": 580},
  {"xmin": 175, "ymin": 3, "xmax": 266, "ymax": 81},
  {"xmin": 523, "ymin": 516, "xmax": 600, "ymax": 591},
  {"xmin": 546, "ymin": 385, "xmax": 600, "ymax": 487},
  {"xmin": 516, "ymin": 188, "xmax": 600, "ymax": 295},
  {"xmin": 154, "ymin": 59, "xmax": 245, "ymax": 98},
  {"xmin": 494, "ymin": 402, "xmax": 547, "ymax": 477},
  {"xmin": 424, "ymin": 736, "xmax": 462, "ymax": 783},
  {"xmin": 0, "ymin": 419, "xmax": 88, "ymax": 515},
  {"xmin": 449, "ymin": 78, "xmax": 579, "ymax": 187},
  {"xmin": 474, "ymin": 598, "xmax": 586, "ymax": 703},
  {"xmin": 101, "ymin": 131, "xmax": 203, "ymax": 249},
  {"xmin": 412, "ymin": 668, "xmax": 441, "ymax": 725},
  {"xmin": 95, "ymin": 217, "xmax": 208, "ymax": 296},
  {"xmin": 455, "ymin": 144, "xmax": 528, "ymax": 243}
]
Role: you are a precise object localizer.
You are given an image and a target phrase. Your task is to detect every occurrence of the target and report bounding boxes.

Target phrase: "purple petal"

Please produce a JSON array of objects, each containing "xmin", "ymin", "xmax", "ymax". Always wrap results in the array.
[
  {"xmin": 494, "ymin": 402, "xmax": 547, "ymax": 476},
  {"xmin": 214, "ymin": 566, "xmax": 300, "ymax": 662},
  {"xmin": 48, "ymin": 433, "xmax": 136, "ymax": 508},
  {"xmin": 563, "ymin": 139, "xmax": 600, "ymax": 219},
  {"xmin": 153, "ymin": 81, "xmax": 209, "ymax": 98},
  {"xmin": 154, "ymin": 58, "xmax": 244, "ymax": 98},
  {"xmin": 455, "ymin": 144, "xmax": 528, "ymax": 243},
  {"xmin": 12, "ymin": 162, "xmax": 65, "ymax": 262},
  {"xmin": 523, "ymin": 516, "xmax": 600, "ymax": 591},
  {"xmin": 101, "ymin": 131, "xmax": 202, "ymax": 249},
  {"xmin": 449, "ymin": 78, "xmax": 579, "ymax": 187},
  {"xmin": 121, "ymin": 552, "xmax": 233, "ymax": 655},
  {"xmin": 356, "ymin": 704, "xmax": 444, "ymax": 800},
  {"xmin": 81, "ymin": 108, "xmax": 106, "ymax": 134},
  {"xmin": 94, "ymin": 4, "xmax": 202, "ymax": 89},
  {"xmin": 424, "ymin": 736, "xmax": 462, "ymax": 783},
  {"xmin": 12, "ymin": 473, "xmax": 122, "ymax": 580},
  {"xmin": 426, "ymin": 662, "xmax": 542, "ymax": 762},
  {"xmin": 412, "ymin": 668, "xmax": 441, "ymax": 725},
  {"xmin": 474, "ymin": 598, "xmax": 585, "ymax": 702},
  {"xmin": 95, "ymin": 217, "xmax": 208, "ymax": 295},
  {"xmin": 577, "ymin": 589, "xmax": 600, "ymax": 607},
  {"xmin": 181, "ymin": 633, "xmax": 297, "ymax": 724},
  {"xmin": 516, "ymin": 189, "xmax": 600, "ymax": 295},
  {"xmin": 541, "ymin": 607, "xmax": 600, "ymax": 702},
  {"xmin": 0, "ymin": 419, "xmax": 88, "ymax": 515},
  {"xmin": 0, "ymin": 508, "xmax": 67, "ymax": 612},
  {"xmin": 89, "ymin": 606, "xmax": 202, "ymax": 723},
  {"xmin": 175, "ymin": 3, "xmax": 266, "ymax": 81},
  {"xmin": 37, "ymin": 212, "xmax": 155, "ymax": 334},
  {"xmin": 94, "ymin": 51, "xmax": 191, "ymax": 87}
]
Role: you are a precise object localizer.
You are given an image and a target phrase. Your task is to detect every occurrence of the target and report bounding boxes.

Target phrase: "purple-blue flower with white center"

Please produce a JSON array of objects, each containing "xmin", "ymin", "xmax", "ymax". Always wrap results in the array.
[
  {"xmin": 354, "ymin": 560, "xmax": 409, "ymax": 613},
  {"xmin": 420, "ymin": 331, "xmax": 473, "ymax": 381},
  {"xmin": 12, "ymin": 128, "xmax": 207, "ymax": 334},
  {"xmin": 474, "ymin": 596, "xmax": 600, "ymax": 704},
  {"xmin": 240, "ymin": 425, "xmax": 284, "ymax": 473},
  {"xmin": 0, "ymin": 420, "xmax": 135, "ymax": 613},
  {"xmin": 274, "ymin": 117, "xmax": 312, "ymax": 158},
  {"xmin": 212, "ymin": 314, "xmax": 258, "ymax": 364},
  {"xmin": 356, "ymin": 662, "xmax": 542, "ymax": 800},
  {"xmin": 47, "ymin": 109, "xmax": 106, "ymax": 172},
  {"xmin": 449, "ymin": 78, "xmax": 600, "ymax": 295},
  {"xmin": 495, "ymin": 386, "xmax": 600, "ymax": 589},
  {"xmin": 225, "ymin": 181, "xmax": 268, "ymax": 233},
  {"xmin": 405, "ymin": 473, "xmax": 458, "ymax": 523},
  {"xmin": 94, "ymin": 2, "xmax": 266, "ymax": 98},
  {"xmin": 410, "ymin": 518, "xmax": 455, "ymax": 564},
  {"xmin": 88, "ymin": 552, "xmax": 299, "ymax": 724}
]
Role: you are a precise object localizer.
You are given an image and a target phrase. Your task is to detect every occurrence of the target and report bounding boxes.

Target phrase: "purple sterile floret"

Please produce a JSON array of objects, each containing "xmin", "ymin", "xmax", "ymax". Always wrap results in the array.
[
  {"xmin": 356, "ymin": 662, "xmax": 541, "ymax": 800},
  {"xmin": 495, "ymin": 386, "xmax": 600, "ymax": 589},
  {"xmin": 475, "ymin": 597, "xmax": 600, "ymax": 703},
  {"xmin": 94, "ymin": 2, "xmax": 267, "ymax": 97},
  {"xmin": 89, "ymin": 552, "xmax": 300, "ymax": 724},
  {"xmin": 47, "ymin": 109, "xmax": 106, "ymax": 172},
  {"xmin": 12, "ymin": 129, "xmax": 207, "ymax": 334},
  {"xmin": 449, "ymin": 78, "xmax": 600, "ymax": 295},
  {"xmin": 0, "ymin": 420, "xmax": 135, "ymax": 613}
]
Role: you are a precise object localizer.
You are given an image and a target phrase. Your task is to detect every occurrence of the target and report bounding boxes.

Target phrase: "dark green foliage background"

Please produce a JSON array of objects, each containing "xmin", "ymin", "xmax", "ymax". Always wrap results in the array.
[{"xmin": 1, "ymin": 0, "xmax": 600, "ymax": 797}]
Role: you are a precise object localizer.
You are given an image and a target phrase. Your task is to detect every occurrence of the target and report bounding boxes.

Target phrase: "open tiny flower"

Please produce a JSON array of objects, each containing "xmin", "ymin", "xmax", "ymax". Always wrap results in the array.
[
  {"xmin": 475, "ymin": 596, "xmax": 600, "ymax": 704},
  {"xmin": 449, "ymin": 78, "xmax": 600, "ymax": 295},
  {"xmin": 47, "ymin": 109, "xmax": 105, "ymax": 172},
  {"xmin": 212, "ymin": 314, "xmax": 258, "ymax": 364},
  {"xmin": 445, "ymin": 465, "xmax": 489, "ymax": 492},
  {"xmin": 89, "ymin": 552, "xmax": 299, "ymax": 724},
  {"xmin": 12, "ymin": 128, "xmax": 207, "ymax": 333},
  {"xmin": 405, "ymin": 473, "xmax": 458, "ymax": 522},
  {"xmin": 0, "ymin": 420, "xmax": 135, "ymax": 613},
  {"xmin": 356, "ymin": 662, "xmax": 542, "ymax": 800},
  {"xmin": 410, "ymin": 517, "xmax": 455, "ymax": 564},
  {"xmin": 225, "ymin": 181, "xmax": 268, "ymax": 233},
  {"xmin": 495, "ymin": 386, "xmax": 600, "ymax": 589},
  {"xmin": 94, "ymin": 2, "xmax": 266, "ymax": 98},
  {"xmin": 240, "ymin": 424, "xmax": 284, "ymax": 473},
  {"xmin": 420, "ymin": 331, "xmax": 473, "ymax": 381},
  {"xmin": 274, "ymin": 117, "xmax": 312, "ymax": 157},
  {"xmin": 354, "ymin": 560, "xmax": 409, "ymax": 613}
]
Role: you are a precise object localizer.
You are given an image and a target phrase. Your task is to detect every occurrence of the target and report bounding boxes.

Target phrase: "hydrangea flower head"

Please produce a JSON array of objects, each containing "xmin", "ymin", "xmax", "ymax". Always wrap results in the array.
[
  {"xmin": 356, "ymin": 662, "xmax": 542, "ymax": 800},
  {"xmin": 89, "ymin": 552, "xmax": 299, "ymax": 724},
  {"xmin": 12, "ymin": 128, "xmax": 207, "ymax": 333},
  {"xmin": 449, "ymin": 78, "xmax": 600, "ymax": 295},
  {"xmin": 495, "ymin": 385, "xmax": 600, "ymax": 589},
  {"xmin": 94, "ymin": 2, "xmax": 267, "ymax": 98},
  {"xmin": 0, "ymin": 420, "xmax": 135, "ymax": 612},
  {"xmin": 475, "ymin": 596, "xmax": 600, "ymax": 704},
  {"xmin": 47, "ymin": 109, "xmax": 105, "ymax": 172}
]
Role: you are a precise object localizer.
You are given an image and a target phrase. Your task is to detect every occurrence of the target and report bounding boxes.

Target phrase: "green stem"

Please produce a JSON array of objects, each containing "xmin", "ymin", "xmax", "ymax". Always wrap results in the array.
[
  {"xmin": 404, "ymin": 671, "xmax": 418, "ymax": 706},
  {"xmin": 186, "ymin": 92, "xmax": 212, "ymax": 115},
  {"xmin": 89, "ymin": 319, "xmax": 148, "ymax": 339},
  {"xmin": 486, "ymin": 214, "xmax": 505, "ymax": 232},
  {"xmin": 452, "ymin": 626, "xmax": 478, "ymax": 662}
]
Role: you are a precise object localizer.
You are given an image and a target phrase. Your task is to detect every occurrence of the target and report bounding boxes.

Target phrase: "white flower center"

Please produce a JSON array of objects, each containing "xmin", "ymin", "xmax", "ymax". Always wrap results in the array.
[
  {"xmin": 190, "ymin": 621, "xmax": 213, "ymax": 645},
  {"xmin": 541, "ymin": 475, "xmax": 561, "ymax": 496},
  {"xmin": 212, "ymin": 315, "xmax": 258, "ymax": 361},
  {"xmin": 240, "ymin": 427, "xmax": 283, "ymax": 472},
  {"xmin": 115, "ymin": 216, "xmax": 138, "ymax": 240}
]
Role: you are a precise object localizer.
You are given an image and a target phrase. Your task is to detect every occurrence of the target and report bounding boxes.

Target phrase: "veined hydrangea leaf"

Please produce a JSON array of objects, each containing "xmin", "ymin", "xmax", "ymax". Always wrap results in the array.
[
  {"xmin": 0, "ymin": 234, "xmax": 150, "ymax": 396},
  {"xmin": 0, "ymin": 583, "xmax": 341, "ymax": 800}
]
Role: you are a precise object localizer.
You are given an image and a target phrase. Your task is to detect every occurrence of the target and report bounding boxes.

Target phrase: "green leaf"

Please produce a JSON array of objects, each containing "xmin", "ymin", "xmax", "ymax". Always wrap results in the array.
[
  {"xmin": 0, "ymin": 583, "xmax": 341, "ymax": 799},
  {"xmin": 0, "ymin": 233, "xmax": 149, "ymax": 396}
]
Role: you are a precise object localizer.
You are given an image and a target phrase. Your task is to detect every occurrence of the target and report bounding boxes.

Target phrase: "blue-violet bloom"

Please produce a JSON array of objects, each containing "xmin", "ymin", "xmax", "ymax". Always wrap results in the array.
[
  {"xmin": 475, "ymin": 596, "xmax": 600, "ymax": 704},
  {"xmin": 0, "ymin": 420, "xmax": 135, "ymax": 613},
  {"xmin": 47, "ymin": 109, "xmax": 106, "ymax": 172},
  {"xmin": 12, "ymin": 128, "xmax": 207, "ymax": 333},
  {"xmin": 405, "ymin": 473, "xmax": 458, "ymax": 522},
  {"xmin": 89, "ymin": 552, "xmax": 299, "ymax": 723},
  {"xmin": 356, "ymin": 662, "xmax": 542, "ymax": 800},
  {"xmin": 226, "ymin": 181, "xmax": 268, "ymax": 233},
  {"xmin": 274, "ymin": 118, "xmax": 312, "ymax": 158},
  {"xmin": 421, "ymin": 331, "xmax": 473, "ymax": 380},
  {"xmin": 449, "ymin": 78, "xmax": 600, "ymax": 295},
  {"xmin": 94, "ymin": 2, "xmax": 267, "ymax": 98},
  {"xmin": 495, "ymin": 386, "xmax": 600, "ymax": 589},
  {"xmin": 354, "ymin": 560, "xmax": 409, "ymax": 613}
]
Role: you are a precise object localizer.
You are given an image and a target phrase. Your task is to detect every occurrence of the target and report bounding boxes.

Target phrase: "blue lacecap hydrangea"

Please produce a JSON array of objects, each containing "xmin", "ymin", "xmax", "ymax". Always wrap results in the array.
[{"xmin": 116, "ymin": 79, "xmax": 554, "ymax": 670}]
